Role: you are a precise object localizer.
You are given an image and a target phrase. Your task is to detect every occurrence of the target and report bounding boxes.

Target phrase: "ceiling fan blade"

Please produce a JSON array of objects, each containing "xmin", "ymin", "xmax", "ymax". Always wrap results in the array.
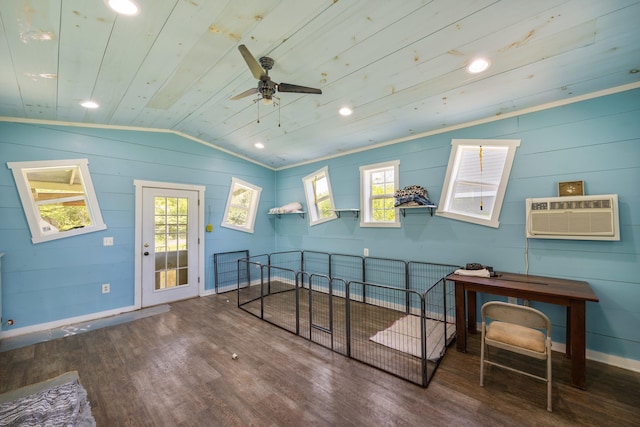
[
  {"xmin": 238, "ymin": 45, "xmax": 265, "ymax": 80},
  {"xmin": 277, "ymin": 82, "xmax": 322, "ymax": 95},
  {"xmin": 230, "ymin": 88, "xmax": 258, "ymax": 100}
]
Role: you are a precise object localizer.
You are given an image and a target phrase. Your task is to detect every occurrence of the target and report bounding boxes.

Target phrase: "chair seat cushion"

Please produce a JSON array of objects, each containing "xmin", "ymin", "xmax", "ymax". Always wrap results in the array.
[{"xmin": 486, "ymin": 321, "xmax": 546, "ymax": 353}]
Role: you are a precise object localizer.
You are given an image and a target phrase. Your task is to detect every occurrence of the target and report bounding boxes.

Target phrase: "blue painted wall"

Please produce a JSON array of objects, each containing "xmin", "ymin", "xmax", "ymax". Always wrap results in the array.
[
  {"xmin": 274, "ymin": 88, "xmax": 640, "ymax": 363},
  {"xmin": 1, "ymin": 88, "xmax": 638, "ymax": 364},
  {"xmin": 0, "ymin": 123, "xmax": 276, "ymax": 329}
]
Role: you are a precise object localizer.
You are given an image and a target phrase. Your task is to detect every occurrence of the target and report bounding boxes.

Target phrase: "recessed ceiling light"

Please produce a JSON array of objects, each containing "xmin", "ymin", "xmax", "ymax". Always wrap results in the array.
[
  {"xmin": 467, "ymin": 57, "xmax": 490, "ymax": 74},
  {"xmin": 81, "ymin": 100, "xmax": 99, "ymax": 109},
  {"xmin": 106, "ymin": 0, "xmax": 140, "ymax": 16},
  {"xmin": 254, "ymin": 142, "xmax": 265, "ymax": 149},
  {"xmin": 339, "ymin": 106, "xmax": 353, "ymax": 116}
]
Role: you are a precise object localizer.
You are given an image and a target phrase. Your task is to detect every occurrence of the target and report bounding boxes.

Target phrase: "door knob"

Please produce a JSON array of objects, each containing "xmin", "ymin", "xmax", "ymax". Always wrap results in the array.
[{"xmin": 144, "ymin": 251, "xmax": 149, "ymax": 256}]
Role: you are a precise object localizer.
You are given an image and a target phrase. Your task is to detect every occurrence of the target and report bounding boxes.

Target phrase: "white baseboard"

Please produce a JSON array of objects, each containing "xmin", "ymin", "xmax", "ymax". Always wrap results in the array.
[
  {"xmin": 551, "ymin": 342, "xmax": 640, "ymax": 373},
  {"xmin": 1, "ymin": 304, "xmax": 138, "ymax": 339},
  {"xmin": 2, "ymin": 288, "xmax": 230, "ymax": 339}
]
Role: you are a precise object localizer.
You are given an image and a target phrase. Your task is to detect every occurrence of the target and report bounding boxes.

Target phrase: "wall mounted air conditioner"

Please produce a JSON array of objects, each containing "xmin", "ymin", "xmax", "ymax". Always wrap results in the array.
[{"xmin": 526, "ymin": 194, "xmax": 620, "ymax": 240}]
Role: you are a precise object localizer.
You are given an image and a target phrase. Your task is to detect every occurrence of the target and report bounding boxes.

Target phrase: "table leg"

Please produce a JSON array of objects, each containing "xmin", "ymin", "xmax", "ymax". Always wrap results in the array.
[
  {"xmin": 468, "ymin": 291, "xmax": 477, "ymax": 334},
  {"xmin": 565, "ymin": 305, "xmax": 572, "ymax": 358},
  {"xmin": 570, "ymin": 299, "xmax": 587, "ymax": 389},
  {"xmin": 455, "ymin": 283, "xmax": 467, "ymax": 352}
]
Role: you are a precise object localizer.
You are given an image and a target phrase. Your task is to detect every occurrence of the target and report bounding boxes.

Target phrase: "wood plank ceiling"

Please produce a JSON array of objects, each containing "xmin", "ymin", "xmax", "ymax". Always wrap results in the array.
[{"xmin": 1, "ymin": 0, "xmax": 639, "ymax": 169}]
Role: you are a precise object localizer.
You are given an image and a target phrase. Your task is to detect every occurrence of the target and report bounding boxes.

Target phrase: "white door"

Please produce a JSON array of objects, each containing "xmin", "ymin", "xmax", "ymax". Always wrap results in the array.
[{"xmin": 141, "ymin": 187, "xmax": 200, "ymax": 307}]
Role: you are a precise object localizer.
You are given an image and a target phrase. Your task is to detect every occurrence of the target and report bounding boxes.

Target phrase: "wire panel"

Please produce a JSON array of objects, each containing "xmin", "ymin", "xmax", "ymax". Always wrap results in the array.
[
  {"xmin": 213, "ymin": 250, "xmax": 249, "ymax": 293},
  {"xmin": 237, "ymin": 251, "xmax": 458, "ymax": 387}
]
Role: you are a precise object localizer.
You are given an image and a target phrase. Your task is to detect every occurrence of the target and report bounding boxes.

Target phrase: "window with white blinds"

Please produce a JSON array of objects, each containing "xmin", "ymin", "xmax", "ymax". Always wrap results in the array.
[{"xmin": 437, "ymin": 139, "xmax": 520, "ymax": 228}]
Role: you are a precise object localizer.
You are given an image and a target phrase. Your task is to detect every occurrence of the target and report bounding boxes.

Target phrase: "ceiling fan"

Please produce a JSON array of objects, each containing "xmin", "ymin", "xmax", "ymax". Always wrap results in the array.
[{"xmin": 230, "ymin": 44, "xmax": 322, "ymax": 104}]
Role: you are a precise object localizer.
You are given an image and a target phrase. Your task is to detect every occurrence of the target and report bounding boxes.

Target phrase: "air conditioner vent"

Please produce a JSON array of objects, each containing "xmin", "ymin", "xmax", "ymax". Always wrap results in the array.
[{"xmin": 526, "ymin": 194, "xmax": 619, "ymax": 241}]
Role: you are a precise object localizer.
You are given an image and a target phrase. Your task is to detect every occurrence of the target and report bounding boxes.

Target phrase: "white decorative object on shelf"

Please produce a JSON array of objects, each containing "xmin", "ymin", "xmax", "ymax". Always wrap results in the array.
[
  {"xmin": 268, "ymin": 202, "xmax": 303, "ymax": 214},
  {"xmin": 269, "ymin": 202, "xmax": 305, "ymax": 218}
]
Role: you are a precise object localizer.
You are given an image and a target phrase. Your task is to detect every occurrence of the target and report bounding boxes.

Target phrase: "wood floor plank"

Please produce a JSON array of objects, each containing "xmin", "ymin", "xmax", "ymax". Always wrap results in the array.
[{"xmin": 1, "ymin": 293, "xmax": 639, "ymax": 426}]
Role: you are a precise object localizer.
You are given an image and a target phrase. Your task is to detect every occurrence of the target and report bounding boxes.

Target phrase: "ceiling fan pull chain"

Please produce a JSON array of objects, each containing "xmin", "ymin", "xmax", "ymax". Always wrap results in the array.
[
  {"xmin": 257, "ymin": 99, "xmax": 260, "ymax": 124},
  {"xmin": 479, "ymin": 145, "xmax": 483, "ymax": 211}
]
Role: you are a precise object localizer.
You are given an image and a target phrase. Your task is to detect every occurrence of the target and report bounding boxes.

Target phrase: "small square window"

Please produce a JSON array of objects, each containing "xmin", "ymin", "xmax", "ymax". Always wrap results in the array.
[
  {"xmin": 221, "ymin": 178, "xmax": 262, "ymax": 233},
  {"xmin": 436, "ymin": 139, "xmax": 520, "ymax": 228},
  {"xmin": 7, "ymin": 159, "xmax": 107, "ymax": 243},
  {"xmin": 360, "ymin": 160, "xmax": 400, "ymax": 228},
  {"xmin": 302, "ymin": 166, "xmax": 337, "ymax": 226}
]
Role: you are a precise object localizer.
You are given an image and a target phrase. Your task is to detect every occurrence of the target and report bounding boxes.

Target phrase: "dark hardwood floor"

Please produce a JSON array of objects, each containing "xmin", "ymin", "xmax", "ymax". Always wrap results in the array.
[{"xmin": 1, "ymin": 293, "xmax": 639, "ymax": 426}]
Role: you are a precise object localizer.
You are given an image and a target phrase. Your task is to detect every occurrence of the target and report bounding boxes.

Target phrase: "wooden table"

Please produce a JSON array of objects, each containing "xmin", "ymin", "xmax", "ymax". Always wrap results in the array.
[{"xmin": 447, "ymin": 272, "xmax": 599, "ymax": 389}]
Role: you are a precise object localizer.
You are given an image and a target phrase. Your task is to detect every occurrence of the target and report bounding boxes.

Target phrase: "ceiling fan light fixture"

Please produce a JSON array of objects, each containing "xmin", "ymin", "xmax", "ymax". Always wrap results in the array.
[
  {"xmin": 467, "ymin": 57, "xmax": 490, "ymax": 74},
  {"xmin": 80, "ymin": 100, "xmax": 99, "ymax": 109},
  {"xmin": 339, "ymin": 106, "xmax": 353, "ymax": 116},
  {"xmin": 107, "ymin": 0, "xmax": 140, "ymax": 16}
]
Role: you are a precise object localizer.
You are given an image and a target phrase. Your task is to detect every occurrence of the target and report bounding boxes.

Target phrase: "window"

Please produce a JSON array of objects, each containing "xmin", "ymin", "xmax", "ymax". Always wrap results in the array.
[
  {"xmin": 221, "ymin": 177, "xmax": 262, "ymax": 233},
  {"xmin": 302, "ymin": 166, "xmax": 337, "ymax": 226},
  {"xmin": 359, "ymin": 160, "xmax": 400, "ymax": 228},
  {"xmin": 7, "ymin": 158, "xmax": 107, "ymax": 244},
  {"xmin": 436, "ymin": 139, "xmax": 520, "ymax": 228}
]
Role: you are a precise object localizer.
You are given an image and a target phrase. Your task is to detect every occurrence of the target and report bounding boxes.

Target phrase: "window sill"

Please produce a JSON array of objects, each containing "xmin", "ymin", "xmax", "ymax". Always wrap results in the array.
[{"xmin": 435, "ymin": 210, "xmax": 500, "ymax": 228}]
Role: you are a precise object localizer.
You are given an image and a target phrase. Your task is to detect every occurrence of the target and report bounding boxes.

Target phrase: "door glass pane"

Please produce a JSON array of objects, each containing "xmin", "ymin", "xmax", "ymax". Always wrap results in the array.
[
  {"xmin": 178, "ymin": 267, "xmax": 188, "ymax": 285},
  {"xmin": 154, "ymin": 196, "xmax": 189, "ymax": 291}
]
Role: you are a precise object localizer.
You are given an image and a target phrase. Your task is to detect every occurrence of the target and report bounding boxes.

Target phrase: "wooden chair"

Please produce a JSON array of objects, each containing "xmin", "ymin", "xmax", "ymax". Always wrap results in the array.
[{"xmin": 480, "ymin": 301, "xmax": 553, "ymax": 411}]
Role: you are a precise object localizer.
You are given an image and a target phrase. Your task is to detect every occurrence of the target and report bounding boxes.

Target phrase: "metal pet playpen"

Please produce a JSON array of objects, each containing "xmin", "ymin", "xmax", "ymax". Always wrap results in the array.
[{"xmin": 214, "ymin": 250, "xmax": 458, "ymax": 387}]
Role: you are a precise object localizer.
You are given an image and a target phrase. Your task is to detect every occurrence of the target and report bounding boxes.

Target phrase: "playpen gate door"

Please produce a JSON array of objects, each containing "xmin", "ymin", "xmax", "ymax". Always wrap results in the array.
[{"xmin": 309, "ymin": 275, "xmax": 333, "ymax": 349}]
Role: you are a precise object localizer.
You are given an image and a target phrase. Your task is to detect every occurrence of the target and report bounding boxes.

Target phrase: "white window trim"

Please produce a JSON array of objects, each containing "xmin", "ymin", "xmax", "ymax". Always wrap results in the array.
[
  {"xmin": 7, "ymin": 158, "xmax": 107, "ymax": 244},
  {"xmin": 436, "ymin": 139, "xmax": 520, "ymax": 228},
  {"xmin": 302, "ymin": 166, "xmax": 337, "ymax": 226},
  {"xmin": 220, "ymin": 177, "xmax": 262, "ymax": 234},
  {"xmin": 359, "ymin": 160, "xmax": 401, "ymax": 228}
]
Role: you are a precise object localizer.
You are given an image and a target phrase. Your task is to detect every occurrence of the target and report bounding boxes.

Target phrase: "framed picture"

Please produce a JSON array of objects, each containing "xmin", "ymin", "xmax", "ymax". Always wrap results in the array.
[{"xmin": 558, "ymin": 180, "xmax": 584, "ymax": 197}]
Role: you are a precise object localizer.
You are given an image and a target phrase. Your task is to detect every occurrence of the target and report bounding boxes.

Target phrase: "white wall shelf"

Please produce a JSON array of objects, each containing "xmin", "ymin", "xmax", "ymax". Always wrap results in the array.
[
  {"xmin": 268, "ymin": 211, "xmax": 306, "ymax": 219},
  {"xmin": 398, "ymin": 204, "xmax": 437, "ymax": 217},
  {"xmin": 332, "ymin": 208, "xmax": 360, "ymax": 220}
]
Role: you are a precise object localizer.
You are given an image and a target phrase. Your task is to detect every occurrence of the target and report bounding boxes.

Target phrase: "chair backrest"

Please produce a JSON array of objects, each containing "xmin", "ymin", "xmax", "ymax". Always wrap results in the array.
[{"xmin": 482, "ymin": 301, "xmax": 551, "ymax": 333}]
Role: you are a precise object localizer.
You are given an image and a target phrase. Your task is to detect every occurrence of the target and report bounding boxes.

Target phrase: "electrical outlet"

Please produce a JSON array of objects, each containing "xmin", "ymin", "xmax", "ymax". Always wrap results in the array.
[
  {"xmin": 102, "ymin": 283, "xmax": 110, "ymax": 294},
  {"xmin": 507, "ymin": 296, "xmax": 518, "ymax": 304},
  {"xmin": 364, "ymin": 248, "xmax": 369, "ymax": 256},
  {"xmin": 103, "ymin": 237, "xmax": 114, "ymax": 246}
]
